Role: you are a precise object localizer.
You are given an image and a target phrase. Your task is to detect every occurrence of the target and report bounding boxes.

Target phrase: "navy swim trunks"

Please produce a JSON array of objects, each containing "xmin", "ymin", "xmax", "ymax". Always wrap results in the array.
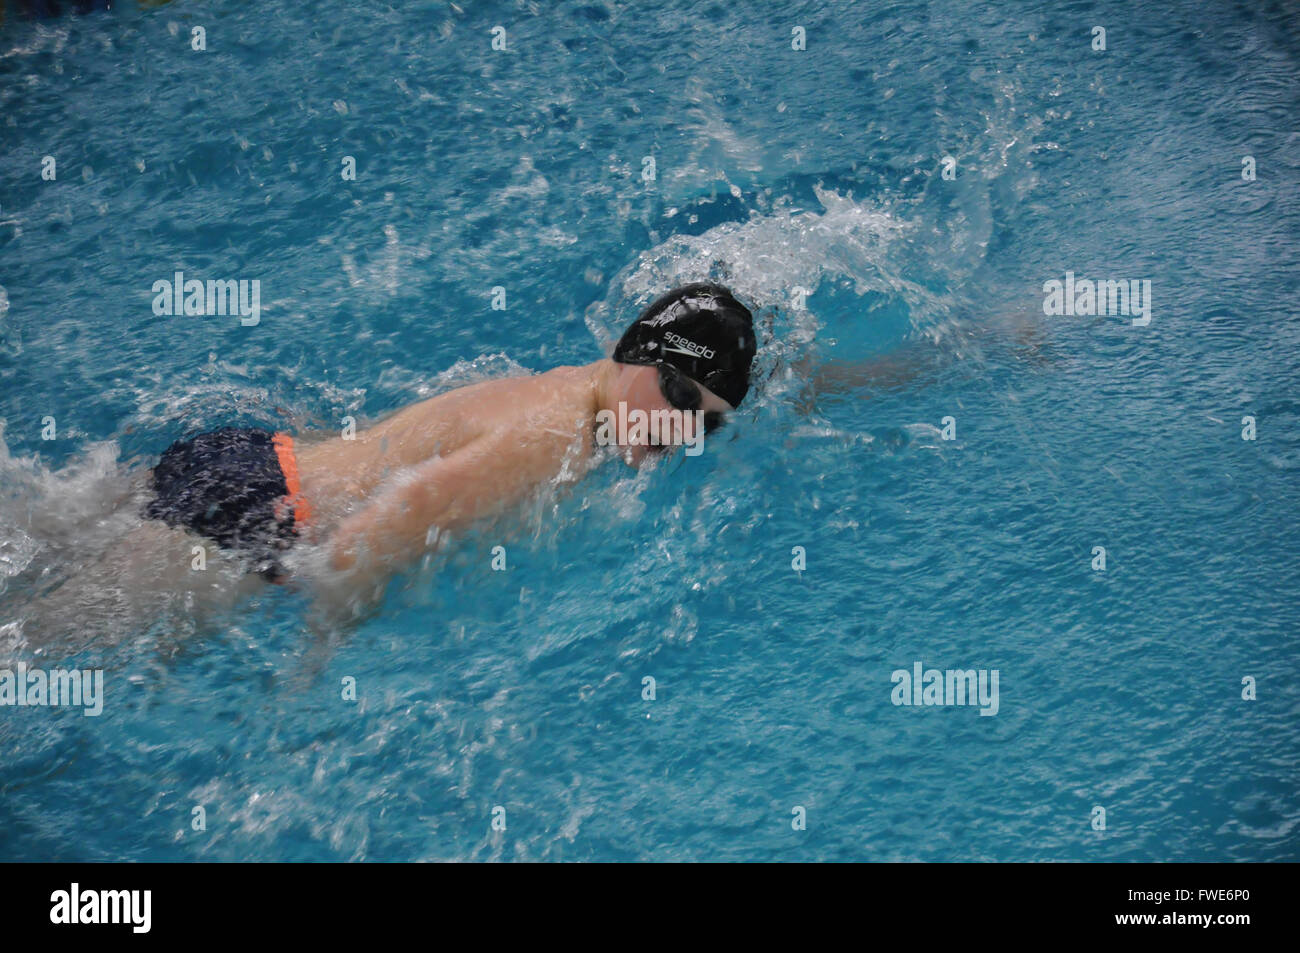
[{"xmin": 143, "ymin": 427, "xmax": 311, "ymax": 579}]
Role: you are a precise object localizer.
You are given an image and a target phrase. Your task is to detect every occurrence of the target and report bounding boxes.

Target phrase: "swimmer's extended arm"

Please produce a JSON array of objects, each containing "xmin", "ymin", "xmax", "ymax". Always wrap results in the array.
[
  {"xmin": 796, "ymin": 313, "xmax": 1049, "ymax": 412},
  {"xmin": 792, "ymin": 346, "xmax": 938, "ymax": 414}
]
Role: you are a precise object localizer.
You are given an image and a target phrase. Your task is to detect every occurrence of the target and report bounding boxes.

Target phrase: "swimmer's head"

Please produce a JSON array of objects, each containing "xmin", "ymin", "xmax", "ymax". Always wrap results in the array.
[
  {"xmin": 603, "ymin": 283, "xmax": 757, "ymax": 466},
  {"xmin": 612, "ymin": 282, "xmax": 757, "ymax": 408}
]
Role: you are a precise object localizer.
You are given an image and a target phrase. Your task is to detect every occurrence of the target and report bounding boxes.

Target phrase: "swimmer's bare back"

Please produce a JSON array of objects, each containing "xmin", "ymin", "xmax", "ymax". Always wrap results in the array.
[{"xmin": 292, "ymin": 364, "xmax": 603, "ymax": 588}]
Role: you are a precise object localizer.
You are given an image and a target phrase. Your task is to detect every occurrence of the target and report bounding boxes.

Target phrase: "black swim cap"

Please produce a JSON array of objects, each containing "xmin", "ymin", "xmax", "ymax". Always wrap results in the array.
[{"xmin": 611, "ymin": 283, "xmax": 757, "ymax": 408}]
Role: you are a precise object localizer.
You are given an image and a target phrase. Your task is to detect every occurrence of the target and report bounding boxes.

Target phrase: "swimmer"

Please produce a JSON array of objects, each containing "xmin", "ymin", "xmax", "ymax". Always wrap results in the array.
[{"xmin": 10, "ymin": 283, "xmax": 756, "ymax": 644}]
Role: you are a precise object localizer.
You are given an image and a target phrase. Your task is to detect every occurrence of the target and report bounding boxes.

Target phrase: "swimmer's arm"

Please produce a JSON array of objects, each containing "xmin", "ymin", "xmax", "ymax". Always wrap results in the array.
[
  {"xmin": 792, "ymin": 346, "xmax": 936, "ymax": 414},
  {"xmin": 326, "ymin": 437, "xmax": 510, "ymax": 584},
  {"xmin": 797, "ymin": 312, "xmax": 1050, "ymax": 412},
  {"xmin": 805, "ymin": 343, "xmax": 943, "ymax": 399}
]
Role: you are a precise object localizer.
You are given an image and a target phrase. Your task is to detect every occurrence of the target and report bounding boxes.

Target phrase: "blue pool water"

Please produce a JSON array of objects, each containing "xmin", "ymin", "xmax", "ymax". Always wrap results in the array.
[{"xmin": 1, "ymin": 0, "xmax": 1298, "ymax": 861}]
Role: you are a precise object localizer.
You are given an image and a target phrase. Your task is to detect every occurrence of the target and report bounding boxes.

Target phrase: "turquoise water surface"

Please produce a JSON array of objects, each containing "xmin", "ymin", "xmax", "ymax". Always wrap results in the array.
[{"xmin": 1, "ymin": 0, "xmax": 1298, "ymax": 861}]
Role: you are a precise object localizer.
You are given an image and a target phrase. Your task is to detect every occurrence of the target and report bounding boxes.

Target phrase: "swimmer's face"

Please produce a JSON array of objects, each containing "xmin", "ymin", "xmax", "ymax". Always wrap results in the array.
[{"xmin": 608, "ymin": 362, "xmax": 733, "ymax": 467}]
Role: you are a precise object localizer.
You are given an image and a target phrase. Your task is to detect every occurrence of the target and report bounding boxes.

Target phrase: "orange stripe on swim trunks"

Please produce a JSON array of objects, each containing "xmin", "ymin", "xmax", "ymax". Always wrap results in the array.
[{"xmin": 272, "ymin": 432, "xmax": 312, "ymax": 527}]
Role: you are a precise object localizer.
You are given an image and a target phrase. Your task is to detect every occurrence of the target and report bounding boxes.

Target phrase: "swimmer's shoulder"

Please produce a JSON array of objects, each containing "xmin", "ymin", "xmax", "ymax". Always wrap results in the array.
[{"xmin": 533, "ymin": 363, "xmax": 598, "ymax": 397}]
